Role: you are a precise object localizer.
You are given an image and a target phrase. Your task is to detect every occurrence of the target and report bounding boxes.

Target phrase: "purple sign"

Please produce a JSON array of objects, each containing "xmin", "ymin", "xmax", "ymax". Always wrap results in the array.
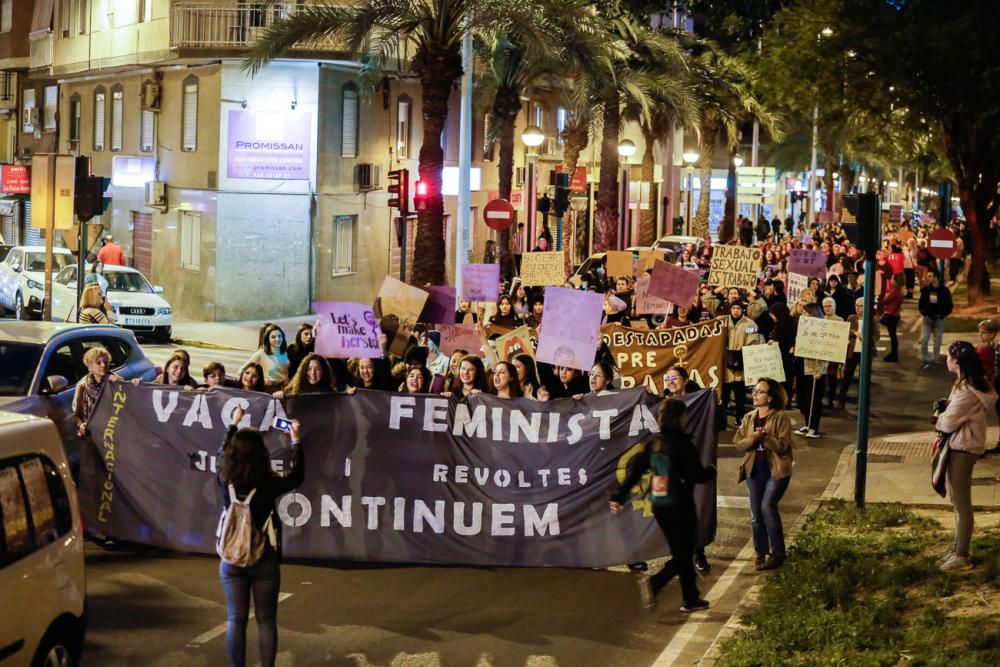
[
  {"xmin": 227, "ymin": 110, "xmax": 311, "ymax": 180},
  {"xmin": 418, "ymin": 285, "xmax": 457, "ymax": 324},
  {"xmin": 535, "ymin": 287, "xmax": 604, "ymax": 372},
  {"xmin": 461, "ymin": 263, "xmax": 500, "ymax": 302},
  {"xmin": 649, "ymin": 259, "xmax": 699, "ymax": 307},
  {"xmin": 312, "ymin": 301, "xmax": 381, "ymax": 358}
]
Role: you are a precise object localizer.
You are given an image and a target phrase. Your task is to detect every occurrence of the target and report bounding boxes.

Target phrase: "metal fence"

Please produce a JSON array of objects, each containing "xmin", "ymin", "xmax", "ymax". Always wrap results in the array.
[{"xmin": 170, "ymin": 2, "xmax": 342, "ymax": 50}]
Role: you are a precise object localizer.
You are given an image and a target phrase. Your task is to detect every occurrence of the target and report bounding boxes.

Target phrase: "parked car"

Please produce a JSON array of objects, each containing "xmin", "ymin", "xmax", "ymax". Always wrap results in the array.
[
  {"xmin": 652, "ymin": 234, "xmax": 706, "ymax": 256},
  {"xmin": 0, "ymin": 411, "xmax": 86, "ymax": 667},
  {"xmin": 0, "ymin": 246, "xmax": 75, "ymax": 320},
  {"xmin": 51, "ymin": 264, "xmax": 173, "ymax": 343},
  {"xmin": 0, "ymin": 322, "xmax": 158, "ymax": 473},
  {"xmin": 570, "ymin": 245, "xmax": 677, "ymax": 286}
]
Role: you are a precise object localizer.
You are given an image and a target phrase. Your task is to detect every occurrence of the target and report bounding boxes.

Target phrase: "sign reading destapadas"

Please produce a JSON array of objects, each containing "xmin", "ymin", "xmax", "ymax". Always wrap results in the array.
[{"xmin": 707, "ymin": 245, "xmax": 761, "ymax": 290}]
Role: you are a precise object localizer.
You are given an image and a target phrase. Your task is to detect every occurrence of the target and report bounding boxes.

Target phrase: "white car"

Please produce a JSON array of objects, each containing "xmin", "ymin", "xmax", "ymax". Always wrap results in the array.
[
  {"xmin": 0, "ymin": 246, "xmax": 75, "ymax": 320},
  {"xmin": 50, "ymin": 264, "xmax": 173, "ymax": 342}
]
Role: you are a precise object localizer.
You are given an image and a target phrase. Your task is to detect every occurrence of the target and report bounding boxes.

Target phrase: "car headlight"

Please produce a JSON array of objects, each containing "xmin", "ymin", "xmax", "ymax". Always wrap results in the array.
[
  {"xmin": 157, "ymin": 307, "xmax": 172, "ymax": 315},
  {"xmin": 26, "ymin": 279, "xmax": 42, "ymax": 290}
]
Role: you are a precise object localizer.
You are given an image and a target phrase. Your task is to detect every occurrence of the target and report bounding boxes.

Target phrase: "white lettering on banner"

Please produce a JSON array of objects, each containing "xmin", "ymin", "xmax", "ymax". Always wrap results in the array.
[
  {"xmin": 390, "ymin": 396, "xmax": 416, "ymax": 429},
  {"xmin": 414, "ymin": 500, "xmax": 446, "ymax": 533},
  {"xmin": 423, "ymin": 398, "xmax": 449, "ymax": 432},
  {"xmin": 182, "ymin": 393, "xmax": 214, "ymax": 429},
  {"xmin": 156, "ymin": 390, "xmax": 284, "ymax": 430},
  {"xmin": 454, "ymin": 502, "xmax": 483, "ymax": 535},
  {"xmin": 278, "ymin": 493, "xmax": 311, "ymax": 527},
  {"xmin": 153, "ymin": 390, "xmax": 179, "ymax": 422},
  {"xmin": 320, "ymin": 495, "xmax": 352, "ymax": 527},
  {"xmin": 362, "ymin": 496, "xmax": 386, "ymax": 529},
  {"xmin": 430, "ymin": 465, "xmax": 586, "ymax": 488},
  {"xmin": 492, "ymin": 503, "xmax": 516, "ymax": 536}
]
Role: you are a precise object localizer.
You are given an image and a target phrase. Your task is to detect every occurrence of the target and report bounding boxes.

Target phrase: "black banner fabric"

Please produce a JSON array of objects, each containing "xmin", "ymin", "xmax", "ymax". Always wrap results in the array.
[{"xmin": 80, "ymin": 384, "xmax": 717, "ymax": 568}]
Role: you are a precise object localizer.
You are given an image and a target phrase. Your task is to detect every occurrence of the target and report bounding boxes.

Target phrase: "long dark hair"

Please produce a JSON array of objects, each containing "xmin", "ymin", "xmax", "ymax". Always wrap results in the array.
[
  {"xmin": 490, "ymin": 361, "xmax": 523, "ymax": 397},
  {"xmin": 221, "ymin": 429, "xmax": 272, "ymax": 489},
  {"xmin": 756, "ymin": 377, "xmax": 787, "ymax": 411},
  {"xmin": 949, "ymin": 341, "xmax": 992, "ymax": 393},
  {"xmin": 285, "ymin": 353, "xmax": 333, "ymax": 395},
  {"xmin": 513, "ymin": 353, "xmax": 540, "ymax": 394},
  {"xmin": 260, "ymin": 324, "xmax": 288, "ymax": 355},
  {"xmin": 239, "ymin": 362, "xmax": 266, "ymax": 393},
  {"xmin": 290, "ymin": 323, "xmax": 314, "ymax": 354},
  {"xmin": 448, "ymin": 355, "xmax": 488, "ymax": 394}
]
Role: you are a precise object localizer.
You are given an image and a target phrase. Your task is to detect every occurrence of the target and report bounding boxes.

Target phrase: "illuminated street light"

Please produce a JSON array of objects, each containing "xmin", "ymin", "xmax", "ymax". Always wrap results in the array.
[
  {"xmin": 888, "ymin": 181, "xmax": 898, "ymax": 188},
  {"xmin": 821, "ymin": 27, "xmax": 834, "ymax": 37},
  {"xmin": 682, "ymin": 150, "xmax": 700, "ymax": 164},
  {"xmin": 521, "ymin": 125, "xmax": 544, "ymax": 148},
  {"xmin": 733, "ymin": 155, "xmax": 744, "ymax": 167},
  {"xmin": 617, "ymin": 139, "xmax": 636, "ymax": 158}
]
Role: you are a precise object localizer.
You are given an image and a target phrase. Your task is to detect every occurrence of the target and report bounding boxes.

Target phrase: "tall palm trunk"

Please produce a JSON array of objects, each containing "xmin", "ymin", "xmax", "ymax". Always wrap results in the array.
[
  {"xmin": 562, "ymin": 120, "xmax": 590, "ymax": 268},
  {"xmin": 724, "ymin": 149, "xmax": 736, "ymax": 240},
  {"xmin": 594, "ymin": 97, "xmax": 622, "ymax": 253},
  {"xmin": 638, "ymin": 125, "xmax": 657, "ymax": 247},
  {"xmin": 493, "ymin": 87, "xmax": 521, "ymax": 282},
  {"xmin": 693, "ymin": 114, "xmax": 720, "ymax": 240}
]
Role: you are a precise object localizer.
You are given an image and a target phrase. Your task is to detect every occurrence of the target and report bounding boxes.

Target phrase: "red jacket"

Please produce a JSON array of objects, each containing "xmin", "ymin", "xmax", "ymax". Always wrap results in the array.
[
  {"xmin": 882, "ymin": 283, "xmax": 903, "ymax": 317},
  {"xmin": 98, "ymin": 242, "xmax": 126, "ymax": 266}
]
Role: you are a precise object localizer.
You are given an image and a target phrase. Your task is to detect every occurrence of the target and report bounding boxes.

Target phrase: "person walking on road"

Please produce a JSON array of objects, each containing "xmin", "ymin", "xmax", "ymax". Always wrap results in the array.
[
  {"xmin": 881, "ymin": 273, "xmax": 904, "ymax": 362},
  {"xmin": 610, "ymin": 399, "xmax": 716, "ymax": 612},
  {"xmin": 218, "ymin": 406, "xmax": 304, "ymax": 667},
  {"xmin": 919, "ymin": 268, "xmax": 953, "ymax": 369},
  {"xmin": 933, "ymin": 341, "xmax": 997, "ymax": 571},
  {"xmin": 735, "ymin": 378, "xmax": 794, "ymax": 571},
  {"xmin": 97, "ymin": 234, "xmax": 126, "ymax": 266}
]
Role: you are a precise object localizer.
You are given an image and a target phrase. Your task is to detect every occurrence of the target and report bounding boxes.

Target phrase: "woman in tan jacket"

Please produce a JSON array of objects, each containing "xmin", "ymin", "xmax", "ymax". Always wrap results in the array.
[{"xmin": 735, "ymin": 377, "xmax": 793, "ymax": 570}]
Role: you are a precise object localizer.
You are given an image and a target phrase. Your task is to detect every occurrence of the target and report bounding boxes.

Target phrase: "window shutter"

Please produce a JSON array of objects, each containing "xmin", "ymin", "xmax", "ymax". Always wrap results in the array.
[
  {"xmin": 141, "ymin": 109, "xmax": 154, "ymax": 152},
  {"xmin": 44, "ymin": 86, "xmax": 57, "ymax": 130},
  {"xmin": 111, "ymin": 89, "xmax": 123, "ymax": 151},
  {"xmin": 1, "ymin": 0, "xmax": 13, "ymax": 33},
  {"xmin": 69, "ymin": 99, "xmax": 80, "ymax": 142},
  {"xmin": 93, "ymin": 92, "xmax": 105, "ymax": 150},
  {"xmin": 182, "ymin": 82, "xmax": 198, "ymax": 151},
  {"xmin": 341, "ymin": 87, "xmax": 358, "ymax": 158}
]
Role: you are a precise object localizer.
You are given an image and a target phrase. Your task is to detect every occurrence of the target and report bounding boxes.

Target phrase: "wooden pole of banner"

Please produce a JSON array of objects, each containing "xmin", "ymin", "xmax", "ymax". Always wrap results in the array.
[{"xmin": 806, "ymin": 374, "xmax": 818, "ymax": 433}]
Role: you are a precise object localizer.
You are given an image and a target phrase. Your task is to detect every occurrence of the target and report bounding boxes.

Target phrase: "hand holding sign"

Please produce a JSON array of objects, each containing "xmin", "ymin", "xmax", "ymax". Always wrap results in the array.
[{"xmin": 312, "ymin": 302, "xmax": 382, "ymax": 358}]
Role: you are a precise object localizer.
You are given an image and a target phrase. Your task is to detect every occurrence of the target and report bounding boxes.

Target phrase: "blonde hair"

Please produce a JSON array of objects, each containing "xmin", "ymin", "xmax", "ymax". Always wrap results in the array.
[
  {"xmin": 80, "ymin": 282, "xmax": 104, "ymax": 310},
  {"xmin": 82, "ymin": 345, "xmax": 111, "ymax": 367}
]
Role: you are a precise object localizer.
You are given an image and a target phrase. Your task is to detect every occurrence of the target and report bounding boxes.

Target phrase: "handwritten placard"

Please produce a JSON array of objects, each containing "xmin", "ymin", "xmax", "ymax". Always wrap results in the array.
[
  {"xmin": 460, "ymin": 263, "xmax": 500, "ymax": 303},
  {"xmin": 376, "ymin": 276, "xmax": 427, "ymax": 325},
  {"xmin": 649, "ymin": 259, "xmax": 699, "ymax": 307},
  {"xmin": 521, "ymin": 251, "xmax": 567, "ymax": 286},
  {"xmin": 789, "ymin": 248, "xmax": 828, "ymax": 281},
  {"xmin": 707, "ymin": 245, "xmax": 761, "ymax": 290},
  {"xmin": 787, "ymin": 272, "xmax": 809, "ymax": 303},
  {"xmin": 794, "ymin": 315, "xmax": 851, "ymax": 364},
  {"xmin": 634, "ymin": 275, "xmax": 671, "ymax": 315},
  {"xmin": 535, "ymin": 287, "xmax": 604, "ymax": 371},
  {"xmin": 638, "ymin": 250, "xmax": 666, "ymax": 275},
  {"xmin": 605, "ymin": 251, "xmax": 634, "ymax": 278},
  {"xmin": 312, "ymin": 302, "xmax": 382, "ymax": 358},
  {"xmin": 741, "ymin": 343, "xmax": 786, "ymax": 386},
  {"xmin": 435, "ymin": 324, "xmax": 484, "ymax": 358}
]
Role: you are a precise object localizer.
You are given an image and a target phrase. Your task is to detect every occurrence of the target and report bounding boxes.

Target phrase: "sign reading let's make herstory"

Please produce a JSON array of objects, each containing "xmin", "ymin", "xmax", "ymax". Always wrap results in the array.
[{"xmin": 227, "ymin": 110, "xmax": 311, "ymax": 180}]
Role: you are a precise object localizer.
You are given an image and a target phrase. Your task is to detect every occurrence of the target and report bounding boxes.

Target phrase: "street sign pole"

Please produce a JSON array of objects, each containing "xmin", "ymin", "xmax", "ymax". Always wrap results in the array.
[
  {"xmin": 455, "ymin": 20, "xmax": 473, "ymax": 298},
  {"xmin": 853, "ymin": 192, "xmax": 881, "ymax": 508}
]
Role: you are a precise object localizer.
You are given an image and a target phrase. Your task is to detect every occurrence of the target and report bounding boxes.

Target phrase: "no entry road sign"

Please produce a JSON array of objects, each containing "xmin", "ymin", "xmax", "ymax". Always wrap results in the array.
[
  {"xmin": 483, "ymin": 198, "xmax": 515, "ymax": 231},
  {"xmin": 928, "ymin": 227, "xmax": 958, "ymax": 260}
]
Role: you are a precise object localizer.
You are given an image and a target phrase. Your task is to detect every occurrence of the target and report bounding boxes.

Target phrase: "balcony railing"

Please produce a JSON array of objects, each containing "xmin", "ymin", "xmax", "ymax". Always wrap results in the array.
[{"xmin": 170, "ymin": 2, "xmax": 344, "ymax": 51}]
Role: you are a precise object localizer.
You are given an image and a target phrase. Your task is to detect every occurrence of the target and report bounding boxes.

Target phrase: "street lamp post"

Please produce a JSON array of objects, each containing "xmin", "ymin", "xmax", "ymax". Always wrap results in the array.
[
  {"xmin": 618, "ymin": 139, "xmax": 636, "ymax": 249},
  {"xmin": 682, "ymin": 150, "xmax": 699, "ymax": 235},
  {"xmin": 521, "ymin": 125, "xmax": 544, "ymax": 248}
]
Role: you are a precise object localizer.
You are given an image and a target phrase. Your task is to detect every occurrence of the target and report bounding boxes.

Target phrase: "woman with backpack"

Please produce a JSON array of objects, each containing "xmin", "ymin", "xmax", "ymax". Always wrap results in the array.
[
  {"xmin": 610, "ymin": 399, "xmax": 716, "ymax": 612},
  {"xmin": 217, "ymin": 405, "xmax": 305, "ymax": 667}
]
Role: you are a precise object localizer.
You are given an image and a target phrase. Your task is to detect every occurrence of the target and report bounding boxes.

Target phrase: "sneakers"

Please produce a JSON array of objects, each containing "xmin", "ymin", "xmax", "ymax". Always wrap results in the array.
[
  {"xmin": 935, "ymin": 552, "xmax": 953, "ymax": 567},
  {"xmin": 680, "ymin": 598, "xmax": 710, "ymax": 613},
  {"xmin": 694, "ymin": 552, "xmax": 712, "ymax": 573},
  {"xmin": 805, "ymin": 429, "xmax": 821, "ymax": 439},
  {"xmin": 638, "ymin": 575, "xmax": 656, "ymax": 609},
  {"xmin": 759, "ymin": 554, "xmax": 786, "ymax": 571},
  {"xmin": 883, "ymin": 354, "xmax": 899, "ymax": 363},
  {"xmin": 833, "ymin": 400, "xmax": 844, "ymax": 410},
  {"xmin": 920, "ymin": 362, "xmax": 933, "ymax": 370},
  {"xmin": 939, "ymin": 553, "xmax": 973, "ymax": 572},
  {"xmin": 753, "ymin": 555, "xmax": 768, "ymax": 571},
  {"xmin": 983, "ymin": 445, "xmax": 1000, "ymax": 458},
  {"xmin": 795, "ymin": 426, "xmax": 810, "ymax": 435}
]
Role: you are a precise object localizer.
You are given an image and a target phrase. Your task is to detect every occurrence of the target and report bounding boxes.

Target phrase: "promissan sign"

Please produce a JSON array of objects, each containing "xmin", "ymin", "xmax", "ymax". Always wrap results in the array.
[{"xmin": 227, "ymin": 110, "xmax": 312, "ymax": 180}]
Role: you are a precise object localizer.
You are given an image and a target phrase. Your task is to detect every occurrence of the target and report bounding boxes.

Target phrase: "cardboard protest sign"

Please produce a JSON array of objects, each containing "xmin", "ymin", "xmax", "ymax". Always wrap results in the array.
[
  {"xmin": 535, "ymin": 287, "xmax": 604, "ymax": 371},
  {"xmin": 312, "ymin": 302, "xmax": 382, "ymax": 358},
  {"xmin": 606, "ymin": 251, "xmax": 634, "ymax": 278},
  {"xmin": 376, "ymin": 276, "xmax": 427, "ymax": 325},
  {"xmin": 788, "ymin": 248, "xmax": 828, "ymax": 281},
  {"xmin": 634, "ymin": 275, "xmax": 671, "ymax": 315},
  {"xmin": 638, "ymin": 250, "xmax": 666, "ymax": 275},
  {"xmin": 601, "ymin": 321, "xmax": 726, "ymax": 396},
  {"xmin": 707, "ymin": 245, "xmax": 761, "ymax": 291},
  {"xmin": 787, "ymin": 272, "xmax": 809, "ymax": 303},
  {"xmin": 898, "ymin": 228, "xmax": 914, "ymax": 244},
  {"xmin": 435, "ymin": 323, "xmax": 484, "ymax": 358},
  {"xmin": 417, "ymin": 286, "xmax": 456, "ymax": 324},
  {"xmin": 493, "ymin": 325, "xmax": 536, "ymax": 361},
  {"xmin": 649, "ymin": 259, "xmax": 699, "ymax": 307},
  {"xmin": 794, "ymin": 315, "xmax": 851, "ymax": 364},
  {"xmin": 741, "ymin": 343, "xmax": 786, "ymax": 386},
  {"xmin": 521, "ymin": 251, "xmax": 567, "ymax": 286},
  {"xmin": 460, "ymin": 263, "xmax": 500, "ymax": 303}
]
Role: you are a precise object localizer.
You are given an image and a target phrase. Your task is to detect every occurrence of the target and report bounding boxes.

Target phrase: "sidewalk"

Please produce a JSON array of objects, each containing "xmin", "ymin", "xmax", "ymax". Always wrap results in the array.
[{"xmin": 171, "ymin": 315, "xmax": 317, "ymax": 351}]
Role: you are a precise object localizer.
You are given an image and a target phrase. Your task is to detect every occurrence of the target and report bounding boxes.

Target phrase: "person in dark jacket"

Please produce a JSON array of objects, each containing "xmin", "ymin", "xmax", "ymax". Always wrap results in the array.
[
  {"xmin": 918, "ymin": 267, "xmax": 953, "ymax": 369},
  {"xmin": 826, "ymin": 275, "xmax": 854, "ymax": 321},
  {"xmin": 611, "ymin": 399, "xmax": 716, "ymax": 612},
  {"xmin": 217, "ymin": 406, "xmax": 304, "ymax": 667},
  {"xmin": 771, "ymin": 216, "xmax": 782, "ymax": 239},
  {"xmin": 756, "ymin": 215, "xmax": 770, "ymax": 243},
  {"xmin": 739, "ymin": 215, "xmax": 755, "ymax": 246}
]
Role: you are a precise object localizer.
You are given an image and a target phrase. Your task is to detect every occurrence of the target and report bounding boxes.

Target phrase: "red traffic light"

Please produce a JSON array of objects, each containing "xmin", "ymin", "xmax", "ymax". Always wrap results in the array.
[{"xmin": 414, "ymin": 179, "xmax": 428, "ymax": 197}]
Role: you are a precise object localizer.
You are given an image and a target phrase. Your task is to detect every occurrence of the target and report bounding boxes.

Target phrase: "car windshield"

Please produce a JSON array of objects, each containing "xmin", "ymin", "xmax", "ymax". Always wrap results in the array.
[
  {"xmin": 104, "ymin": 271, "xmax": 153, "ymax": 294},
  {"xmin": 24, "ymin": 252, "xmax": 72, "ymax": 273},
  {"xmin": 0, "ymin": 342, "xmax": 43, "ymax": 396}
]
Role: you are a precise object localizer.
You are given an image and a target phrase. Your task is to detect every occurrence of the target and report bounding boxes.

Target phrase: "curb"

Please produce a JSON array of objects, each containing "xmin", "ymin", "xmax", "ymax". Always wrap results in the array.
[{"xmin": 170, "ymin": 338, "xmax": 253, "ymax": 352}]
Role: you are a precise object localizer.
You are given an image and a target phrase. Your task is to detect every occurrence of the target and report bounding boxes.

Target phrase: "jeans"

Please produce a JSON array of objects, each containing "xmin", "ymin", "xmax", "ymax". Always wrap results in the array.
[
  {"xmin": 651, "ymin": 505, "xmax": 700, "ymax": 605},
  {"xmin": 219, "ymin": 547, "xmax": 281, "ymax": 667},
  {"xmin": 746, "ymin": 458, "xmax": 791, "ymax": 559},
  {"xmin": 904, "ymin": 268, "xmax": 915, "ymax": 294},
  {"xmin": 882, "ymin": 314, "xmax": 900, "ymax": 357},
  {"xmin": 947, "ymin": 450, "xmax": 978, "ymax": 557},
  {"xmin": 921, "ymin": 316, "xmax": 945, "ymax": 363}
]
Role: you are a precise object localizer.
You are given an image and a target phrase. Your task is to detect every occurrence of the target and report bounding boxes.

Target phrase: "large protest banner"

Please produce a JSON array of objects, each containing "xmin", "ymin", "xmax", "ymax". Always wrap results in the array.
[
  {"xmin": 312, "ymin": 302, "xmax": 381, "ymax": 358},
  {"xmin": 601, "ymin": 320, "xmax": 726, "ymax": 395},
  {"xmin": 535, "ymin": 287, "xmax": 604, "ymax": 372},
  {"xmin": 794, "ymin": 315, "xmax": 851, "ymax": 363},
  {"xmin": 79, "ymin": 385, "xmax": 717, "ymax": 567},
  {"xmin": 788, "ymin": 248, "xmax": 828, "ymax": 281},
  {"xmin": 708, "ymin": 245, "xmax": 762, "ymax": 290},
  {"xmin": 741, "ymin": 343, "xmax": 786, "ymax": 385},
  {"xmin": 521, "ymin": 251, "xmax": 566, "ymax": 286}
]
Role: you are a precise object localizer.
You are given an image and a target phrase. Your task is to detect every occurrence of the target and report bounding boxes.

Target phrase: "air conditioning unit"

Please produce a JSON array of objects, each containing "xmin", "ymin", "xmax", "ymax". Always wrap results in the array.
[
  {"xmin": 515, "ymin": 166, "xmax": 526, "ymax": 187},
  {"xmin": 144, "ymin": 181, "xmax": 166, "ymax": 208},
  {"xmin": 142, "ymin": 82, "xmax": 161, "ymax": 111},
  {"xmin": 356, "ymin": 163, "xmax": 382, "ymax": 191}
]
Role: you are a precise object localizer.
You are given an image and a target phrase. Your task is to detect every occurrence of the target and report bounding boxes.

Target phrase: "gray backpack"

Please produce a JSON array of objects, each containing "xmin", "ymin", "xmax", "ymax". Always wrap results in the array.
[{"xmin": 216, "ymin": 485, "xmax": 275, "ymax": 567}]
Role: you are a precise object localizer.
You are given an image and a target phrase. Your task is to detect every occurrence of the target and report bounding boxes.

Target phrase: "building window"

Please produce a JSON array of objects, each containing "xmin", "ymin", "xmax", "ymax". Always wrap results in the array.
[
  {"xmin": 110, "ymin": 84, "xmax": 123, "ymax": 151},
  {"xmin": 557, "ymin": 107, "xmax": 568, "ymax": 145},
  {"xmin": 43, "ymin": 86, "xmax": 57, "ymax": 131},
  {"xmin": 182, "ymin": 76, "xmax": 198, "ymax": 151},
  {"xmin": 68, "ymin": 95, "xmax": 81, "ymax": 144},
  {"xmin": 78, "ymin": 0, "xmax": 89, "ymax": 34},
  {"xmin": 341, "ymin": 83, "xmax": 358, "ymax": 158},
  {"xmin": 140, "ymin": 109, "xmax": 155, "ymax": 152},
  {"xmin": 93, "ymin": 86, "xmax": 105, "ymax": 151},
  {"xmin": 22, "ymin": 89, "xmax": 35, "ymax": 133},
  {"xmin": 332, "ymin": 215, "xmax": 356, "ymax": 275},
  {"xmin": 59, "ymin": 0, "xmax": 71, "ymax": 38},
  {"xmin": 534, "ymin": 103, "xmax": 547, "ymax": 132},
  {"xmin": 1, "ymin": 0, "xmax": 13, "ymax": 33},
  {"xmin": 396, "ymin": 95, "xmax": 411, "ymax": 160},
  {"xmin": 180, "ymin": 211, "xmax": 201, "ymax": 271},
  {"xmin": 139, "ymin": 0, "xmax": 152, "ymax": 22}
]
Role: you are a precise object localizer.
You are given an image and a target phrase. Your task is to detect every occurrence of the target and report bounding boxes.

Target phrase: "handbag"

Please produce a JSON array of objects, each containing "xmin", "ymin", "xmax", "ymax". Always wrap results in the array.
[{"xmin": 930, "ymin": 431, "xmax": 951, "ymax": 498}]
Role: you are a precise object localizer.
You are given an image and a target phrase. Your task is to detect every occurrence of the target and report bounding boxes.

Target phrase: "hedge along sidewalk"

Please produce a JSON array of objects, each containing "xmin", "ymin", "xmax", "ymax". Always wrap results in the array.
[{"xmin": 713, "ymin": 500, "xmax": 1000, "ymax": 667}]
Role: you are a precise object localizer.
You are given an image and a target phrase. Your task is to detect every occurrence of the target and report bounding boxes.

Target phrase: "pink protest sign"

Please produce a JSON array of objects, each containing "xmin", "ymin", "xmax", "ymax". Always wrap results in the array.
[
  {"xmin": 312, "ymin": 302, "xmax": 382, "ymax": 358},
  {"xmin": 535, "ymin": 287, "xmax": 604, "ymax": 372},
  {"xmin": 648, "ymin": 259, "xmax": 699, "ymax": 307},
  {"xmin": 788, "ymin": 248, "xmax": 828, "ymax": 281},
  {"xmin": 418, "ymin": 285, "xmax": 456, "ymax": 324},
  {"xmin": 435, "ymin": 324, "xmax": 484, "ymax": 357},
  {"xmin": 461, "ymin": 263, "xmax": 501, "ymax": 303},
  {"xmin": 634, "ymin": 275, "xmax": 671, "ymax": 315}
]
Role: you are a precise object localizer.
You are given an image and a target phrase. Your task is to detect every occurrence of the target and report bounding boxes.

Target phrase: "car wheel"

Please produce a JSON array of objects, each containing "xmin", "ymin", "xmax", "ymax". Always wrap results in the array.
[
  {"xmin": 32, "ymin": 633, "xmax": 75, "ymax": 667},
  {"xmin": 14, "ymin": 292, "xmax": 27, "ymax": 321}
]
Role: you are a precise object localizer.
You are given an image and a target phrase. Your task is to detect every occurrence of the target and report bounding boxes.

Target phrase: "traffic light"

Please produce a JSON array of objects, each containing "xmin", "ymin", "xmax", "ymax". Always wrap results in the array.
[
  {"xmin": 387, "ymin": 168, "xmax": 409, "ymax": 216},
  {"xmin": 553, "ymin": 173, "xmax": 570, "ymax": 217},
  {"xmin": 790, "ymin": 191, "xmax": 799, "ymax": 204},
  {"xmin": 842, "ymin": 193, "xmax": 881, "ymax": 255},
  {"xmin": 413, "ymin": 178, "xmax": 429, "ymax": 211},
  {"xmin": 536, "ymin": 193, "xmax": 551, "ymax": 214}
]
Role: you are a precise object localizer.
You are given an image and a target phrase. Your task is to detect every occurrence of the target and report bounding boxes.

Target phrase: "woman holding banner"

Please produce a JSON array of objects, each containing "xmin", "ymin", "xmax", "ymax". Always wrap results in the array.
[
  {"xmin": 721, "ymin": 302, "xmax": 761, "ymax": 430},
  {"xmin": 735, "ymin": 378, "xmax": 794, "ymax": 571}
]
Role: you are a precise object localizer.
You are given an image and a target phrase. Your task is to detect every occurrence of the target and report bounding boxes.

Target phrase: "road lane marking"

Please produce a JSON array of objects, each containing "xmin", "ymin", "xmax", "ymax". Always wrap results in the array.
[
  {"xmin": 186, "ymin": 592, "xmax": 292, "ymax": 648},
  {"xmin": 717, "ymin": 495, "xmax": 749, "ymax": 508}
]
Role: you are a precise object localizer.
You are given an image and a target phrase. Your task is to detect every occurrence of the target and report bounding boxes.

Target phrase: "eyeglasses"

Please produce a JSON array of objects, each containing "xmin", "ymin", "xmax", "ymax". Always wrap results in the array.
[{"xmin": 664, "ymin": 375, "xmax": 681, "ymax": 382}]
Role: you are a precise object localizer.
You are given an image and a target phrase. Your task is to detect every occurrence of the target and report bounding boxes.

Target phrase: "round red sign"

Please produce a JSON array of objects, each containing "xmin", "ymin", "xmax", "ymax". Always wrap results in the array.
[
  {"xmin": 483, "ymin": 198, "xmax": 515, "ymax": 231},
  {"xmin": 928, "ymin": 227, "xmax": 958, "ymax": 260}
]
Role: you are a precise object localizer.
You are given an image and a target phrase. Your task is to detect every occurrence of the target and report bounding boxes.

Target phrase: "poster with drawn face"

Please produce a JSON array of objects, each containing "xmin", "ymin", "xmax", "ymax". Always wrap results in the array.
[{"xmin": 535, "ymin": 287, "xmax": 604, "ymax": 372}]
